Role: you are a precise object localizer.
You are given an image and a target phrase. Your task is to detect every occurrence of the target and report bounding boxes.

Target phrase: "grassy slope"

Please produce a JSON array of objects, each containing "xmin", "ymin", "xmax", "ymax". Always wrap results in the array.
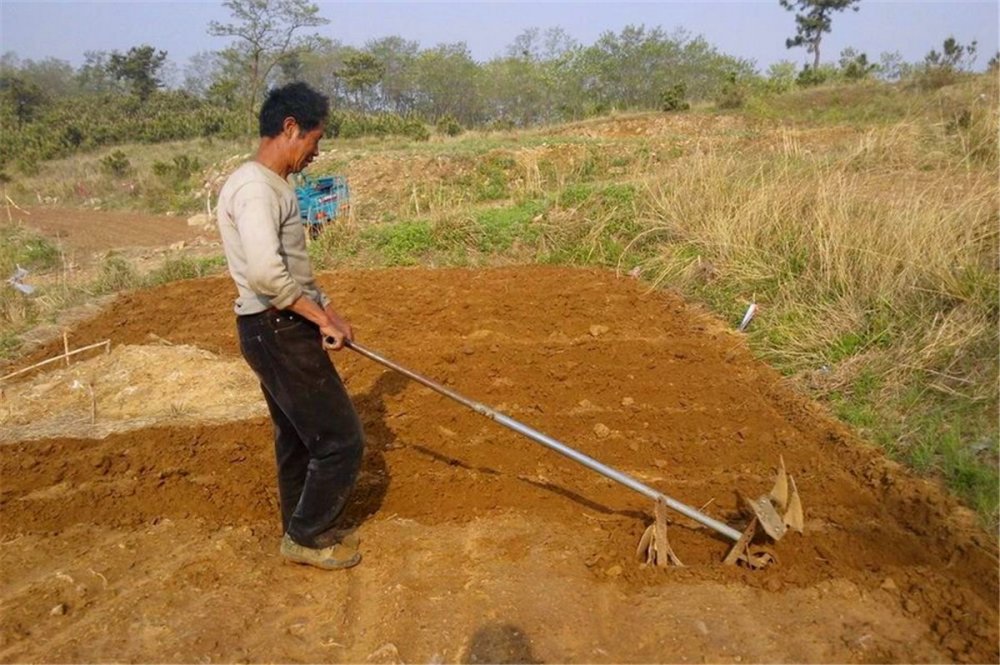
[{"xmin": 2, "ymin": 76, "xmax": 997, "ymax": 524}]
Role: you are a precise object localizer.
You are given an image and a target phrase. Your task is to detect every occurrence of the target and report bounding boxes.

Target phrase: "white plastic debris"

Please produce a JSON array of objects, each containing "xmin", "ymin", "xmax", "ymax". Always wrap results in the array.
[
  {"xmin": 7, "ymin": 265, "xmax": 34, "ymax": 295},
  {"xmin": 738, "ymin": 303, "xmax": 757, "ymax": 332}
]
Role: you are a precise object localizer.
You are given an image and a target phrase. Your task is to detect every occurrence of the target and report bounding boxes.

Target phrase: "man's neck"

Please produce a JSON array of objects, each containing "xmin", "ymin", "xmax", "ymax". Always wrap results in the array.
[{"xmin": 254, "ymin": 139, "xmax": 291, "ymax": 179}]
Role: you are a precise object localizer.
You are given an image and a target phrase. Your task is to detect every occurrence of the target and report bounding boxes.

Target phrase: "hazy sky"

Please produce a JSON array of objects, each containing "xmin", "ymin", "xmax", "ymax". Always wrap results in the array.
[{"xmin": 1, "ymin": 0, "xmax": 997, "ymax": 75}]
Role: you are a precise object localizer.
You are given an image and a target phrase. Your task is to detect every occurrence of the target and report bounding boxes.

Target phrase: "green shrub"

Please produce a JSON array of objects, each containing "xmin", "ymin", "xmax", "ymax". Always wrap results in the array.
[
  {"xmin": 796, "ymin": 64, "xmax": 839, "ymax": 87},
  {"xmin": 94, "ymin": 253, "xmax": 139, "ymax": 293},
  {"xmin": 660, "ymin": 84, "xmax": 690, "ymax": 112},
  {"xmin": 144, "ymin": 255, "xmax": 226, "ymax": 285},
  {"xmin": 0, "ymin": 225, "xmax": 60, "ymax": 273},
  {"xmin": 436, "ymin": 115, "xmax": 464, "ymax": 137},
  {"xmin": 403, "ymin": 120, "xmax": 430, "ymax": 142},
  {"xmin": 100, "ymin": 149, "xmax": 132, "ymax": 177},
  {"xmin": 716, "ymin": 72, "xmax": 747, "ymax": 110},
  {"xmin": 152, "ymin": 154, "xmax": 202, "ymax": 187},
  {"xmin": 0, "ymin": 90, "xmax": 244, "ymax": 171}
]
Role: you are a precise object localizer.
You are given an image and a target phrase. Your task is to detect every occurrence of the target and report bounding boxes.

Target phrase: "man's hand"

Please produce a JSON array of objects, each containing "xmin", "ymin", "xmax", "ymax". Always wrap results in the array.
[{"xmin": 321, "ymin": 306, "xmax": 354, "ymax": 351}]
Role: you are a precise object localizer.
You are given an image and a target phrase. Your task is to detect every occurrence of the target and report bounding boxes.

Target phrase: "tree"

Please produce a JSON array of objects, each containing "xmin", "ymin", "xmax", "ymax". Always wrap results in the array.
[
  {"xmin": 838, "ymin": 47, "xmax": 876, "ymax": 80},
  {"xmin": 924, "ymin": 36, "xmax": 978, "ymax": 72},
  {"xmin": 766, "ymin": 60, "xmax": 798, "ymax": 92},
  {"xmin": 208, "ymin": 0, "xmax": 329, "ymax": 132},
  {"xmin": 108, "ymin": 45, "xmax": 168, "ymax": 100},
  {"xmin": 182, "ymin": 51, "xmax": 228, "ymax": 98},
  {"xmin": 412, "ymin": 43, "xmax": 483, "ymax": 124},
  {"xmin": 0, "ymin": 54, "xmax": 77, "ymax": 98},
  {"xmin": 76, "ymin": 51, "xmax": 118, "ymax": 94},
  {"xmin": 340, "ymin": 51, "xmax": 385, "ymax": 112},
  {"xmin": 364, "ymin": 36, "xmax": 420, "ymax": 114},
  {"xmin": 876, "ymin": 51, "xmax": 909, "ymax": 81},
  {"xmin": 780, "ymin": 0, "xmax": 860, "ymax": 71},
  {"xmin": 0, "ymin": 74, "xmax": 47, "ymax": 127}
]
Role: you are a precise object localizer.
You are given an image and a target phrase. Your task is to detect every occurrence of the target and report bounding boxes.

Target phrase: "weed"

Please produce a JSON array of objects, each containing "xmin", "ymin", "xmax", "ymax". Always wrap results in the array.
[
  {"xmin": 0, "ymin": 225, "xmax": 61, "ymax": 273},
  {"xmin": 559, "ymin": 183, "xmax": 593, "ymax": 207},
  {"xmin": 100, "ymin": 150, "xmax": 132, "ymax": 177},
  {"xmin": 474, "ymin": 154, "xmax": 516, "ymax": 201},
  {"xmin": 473, "ymin": 201, "xmax": 544, "ymax": 253},
  {"xmin": 93, "ymin": 253, "xmax": 140, "ymax": 293},
  {"xmin": 363, "ymin": 220, "xmax": 436, "ymax": 266},
  {"xmin": 0, "ymin": 330, "xmax": 22, "ymax": 359},
  {"xmin": 145, "ymin": 255, "xmax": 226, "ymax": 286}
]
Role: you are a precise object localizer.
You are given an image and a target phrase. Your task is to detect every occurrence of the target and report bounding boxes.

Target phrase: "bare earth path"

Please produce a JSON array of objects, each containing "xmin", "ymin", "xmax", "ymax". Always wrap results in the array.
[{"xmin": 1, "ymin": 266, "xmax": 996, "ymax": 663}]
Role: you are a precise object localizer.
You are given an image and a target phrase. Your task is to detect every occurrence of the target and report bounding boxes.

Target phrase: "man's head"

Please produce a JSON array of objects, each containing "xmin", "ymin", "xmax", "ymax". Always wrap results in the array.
[{"xmin": 258, "ymin": 82, "xmax": 329, "ymax": 174}]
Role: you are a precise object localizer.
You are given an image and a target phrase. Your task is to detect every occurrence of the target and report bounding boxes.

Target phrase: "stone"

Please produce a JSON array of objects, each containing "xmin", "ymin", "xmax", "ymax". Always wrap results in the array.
[{"xmin": 589, "ymin": 324, "xmax": 609, "ymax": 337}]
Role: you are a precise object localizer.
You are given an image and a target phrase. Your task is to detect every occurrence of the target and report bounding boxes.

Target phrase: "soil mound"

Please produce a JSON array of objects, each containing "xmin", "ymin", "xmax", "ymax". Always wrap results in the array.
[{"xmin": 1, "ymin": 266, "xmax": 996, "ymax": 663}]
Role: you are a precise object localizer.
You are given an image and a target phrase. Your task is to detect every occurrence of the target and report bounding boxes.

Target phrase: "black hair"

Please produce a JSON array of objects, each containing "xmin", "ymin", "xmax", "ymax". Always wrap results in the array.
[{"xmin": 258, "ymin": 82, "xmax": 329, "ymax": 138}]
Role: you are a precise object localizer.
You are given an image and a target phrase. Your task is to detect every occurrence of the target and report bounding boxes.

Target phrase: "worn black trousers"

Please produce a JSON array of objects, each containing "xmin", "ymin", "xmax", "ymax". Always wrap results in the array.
[{"xmin": 237, "ymin": 309, "xmax": 364, "ymax": 548}]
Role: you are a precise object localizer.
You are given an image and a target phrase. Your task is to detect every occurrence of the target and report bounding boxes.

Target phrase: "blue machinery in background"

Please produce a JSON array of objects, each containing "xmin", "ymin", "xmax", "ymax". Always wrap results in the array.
[{"xmin": 294, "ymin": 175, "xmax": 350, "ymax": 236}]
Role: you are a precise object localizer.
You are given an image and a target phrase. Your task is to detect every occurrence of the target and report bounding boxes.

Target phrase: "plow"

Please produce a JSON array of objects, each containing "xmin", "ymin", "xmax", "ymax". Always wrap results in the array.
[{"xmin": 342, "ymin": 339, "xmax": 804, "ymax": 569}]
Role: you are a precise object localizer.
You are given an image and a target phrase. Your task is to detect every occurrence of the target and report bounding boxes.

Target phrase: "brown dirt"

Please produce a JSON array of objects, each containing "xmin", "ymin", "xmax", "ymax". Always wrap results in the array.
[
  {"xmin": 14, "ymin": 206, "xmax": 208, "ymax": 257},
  {"xmin": 1, "ymin": 266, "xmax": 997, "ymax": 663}
]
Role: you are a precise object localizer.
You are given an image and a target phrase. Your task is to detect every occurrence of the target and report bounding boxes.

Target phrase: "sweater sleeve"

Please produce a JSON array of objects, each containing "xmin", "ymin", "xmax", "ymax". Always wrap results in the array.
[{"xmin": 232, "ymin": 181, "xmax": 303, "ymax": 309}]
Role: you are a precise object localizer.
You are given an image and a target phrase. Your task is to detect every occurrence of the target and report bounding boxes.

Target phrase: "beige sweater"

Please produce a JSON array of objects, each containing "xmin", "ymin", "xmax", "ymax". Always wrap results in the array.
[{"xmin": 216, "ymin": 161, "xmax": 330, "ymax": 315}]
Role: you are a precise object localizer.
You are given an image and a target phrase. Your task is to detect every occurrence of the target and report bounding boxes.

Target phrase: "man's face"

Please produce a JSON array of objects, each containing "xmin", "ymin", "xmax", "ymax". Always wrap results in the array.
[{"xmin": 288, "ymin": 121, "xmax": 326, "ymax": 174}]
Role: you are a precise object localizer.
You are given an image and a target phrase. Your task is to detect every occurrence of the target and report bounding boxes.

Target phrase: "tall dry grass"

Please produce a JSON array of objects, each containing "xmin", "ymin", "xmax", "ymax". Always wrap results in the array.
[{"xmin": 633, "ymin": 105, "xmax": 998, "ymax": 518}]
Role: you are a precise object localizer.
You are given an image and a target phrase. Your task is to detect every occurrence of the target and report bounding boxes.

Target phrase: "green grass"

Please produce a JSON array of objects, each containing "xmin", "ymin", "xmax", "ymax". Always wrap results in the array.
[
  {"xmin": 473, "ymin": 201, "xmax": 545, "ymax": 252},
  {"xmin": 363, "ymin": 220, "xmax": 436, "ymax": 266},
  {"xmin": 0, "ymin": 225, "xmax": 61, "ymax": 273},
  {"xmin": 144, "ymin": 255, "xmax": 227, "ymax": 286}
]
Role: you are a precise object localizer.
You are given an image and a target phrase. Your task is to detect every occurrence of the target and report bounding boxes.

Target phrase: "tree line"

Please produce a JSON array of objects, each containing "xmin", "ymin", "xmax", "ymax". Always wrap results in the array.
[{"xmin": 0, "ymin": 0, "xmax": 992, "ymax": 175}]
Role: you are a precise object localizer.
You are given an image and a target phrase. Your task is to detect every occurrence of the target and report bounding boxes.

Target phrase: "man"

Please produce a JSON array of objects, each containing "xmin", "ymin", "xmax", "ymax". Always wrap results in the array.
[{"xmin": 217, "ymin": 82, "xmax": 364, "ymax": 570}]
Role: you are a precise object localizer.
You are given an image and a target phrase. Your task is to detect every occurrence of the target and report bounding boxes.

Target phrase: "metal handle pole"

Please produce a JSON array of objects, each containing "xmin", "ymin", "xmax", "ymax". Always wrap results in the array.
[{"xmin": 345, "ymin": 340, "xmax": 742, "ymax": 542}]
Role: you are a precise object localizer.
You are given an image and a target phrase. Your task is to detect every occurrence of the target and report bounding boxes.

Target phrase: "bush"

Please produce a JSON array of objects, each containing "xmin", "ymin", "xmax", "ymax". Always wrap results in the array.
[
  {"xmin": 486, "ymin": 118, "xmax": 516, "ymax": 132},
  {"xmin": 403, "ymin": 120, "xmax": 430, "ymax": 142},
  {"xmin": 100, "ymin": 149, "xmax": 132, "ymax": 177},
  {"xmin": 436, "ymin": 115, "xmax": 463, "ymax": 137},
  {"xmin": 660, "ymin": 84, "xmax": 690, "ymax": 112},
  {"xmin": 716, "ymin": 72, "xmax": 747, "ymax": 110},
  {"xmin": 94, "ymin": 253, "xmax": 139, "ymax": 293},
  {"xmin": 796, "ymin": 64, "xmax": 838, "ymax": 87},
  {"xmin": 152, "ymin": 154, "xmax": 202, "ymax": 187},
  {"xmin": 0, "ymin": 90, "xmax": 244, "ymax": 171}
]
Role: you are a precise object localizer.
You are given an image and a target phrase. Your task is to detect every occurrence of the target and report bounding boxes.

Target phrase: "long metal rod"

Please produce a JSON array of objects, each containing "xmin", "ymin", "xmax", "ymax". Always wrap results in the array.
[{"xmin": 346, "ymin": 340, "xmax": 742, "ymax": 542}]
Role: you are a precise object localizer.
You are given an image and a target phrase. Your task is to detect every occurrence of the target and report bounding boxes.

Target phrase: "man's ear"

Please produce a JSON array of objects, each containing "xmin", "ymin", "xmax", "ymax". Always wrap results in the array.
[{"xmin": 282, "ymin": 116, "xmax": 299, "ymax": 138}]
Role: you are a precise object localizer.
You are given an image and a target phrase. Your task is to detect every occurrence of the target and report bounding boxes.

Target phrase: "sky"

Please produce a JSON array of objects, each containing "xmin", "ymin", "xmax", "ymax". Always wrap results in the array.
[{"xmin": 0, "ymin": 0, "xmax": 997, "ymax": 76}]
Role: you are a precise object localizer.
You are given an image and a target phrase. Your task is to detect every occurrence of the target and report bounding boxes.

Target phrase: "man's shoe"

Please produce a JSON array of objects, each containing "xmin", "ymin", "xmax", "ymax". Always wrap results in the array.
[
  {"xmin": 315, "ymin": 528, "xmax": 361, "ymax": 550},
  {"xmin": 280, "ymin": 534, "xmax": 361, "ymax": 570}
]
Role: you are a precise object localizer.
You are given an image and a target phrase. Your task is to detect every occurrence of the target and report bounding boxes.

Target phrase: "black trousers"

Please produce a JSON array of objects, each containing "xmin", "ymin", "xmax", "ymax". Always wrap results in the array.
[{"xmin": 237, "ymin": 309, "xmax": 364, "ymax": 548}]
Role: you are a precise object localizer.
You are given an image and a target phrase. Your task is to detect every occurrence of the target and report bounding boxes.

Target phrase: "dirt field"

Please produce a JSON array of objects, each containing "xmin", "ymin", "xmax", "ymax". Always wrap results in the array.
[
  {"xmin": 1, "ymin": 266, "xmax": 997, "ymax": 663},
  {"xmin": 15, "ymin": 206, "xmax": 207, "ymax": 255}
]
